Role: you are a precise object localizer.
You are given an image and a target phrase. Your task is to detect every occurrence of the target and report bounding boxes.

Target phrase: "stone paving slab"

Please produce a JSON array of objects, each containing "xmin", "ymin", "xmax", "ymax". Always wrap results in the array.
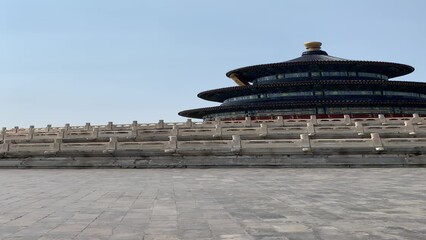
[{"xmin": 0, "ymin": 168, "xmax": 425, "ymax": 239}]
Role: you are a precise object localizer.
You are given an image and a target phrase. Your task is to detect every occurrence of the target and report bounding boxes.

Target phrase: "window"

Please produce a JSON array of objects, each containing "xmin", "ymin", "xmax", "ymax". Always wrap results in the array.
[
  {"xmin": 324, "ymin": 91, "xmax": 339, "ymax": 95},
  {"xmin": 384, "ymin": 91, "xmax": 420, "ymax": 97},
  {"xmin": 358, "ymin": 72, "xmax": 387, "ymax": 80},
  {"xmin": 285, "ymin": 72, "xmax": 309, "ymax": 78},
  {"xmin": 253, "ymin": 71, "xmax": 389, "ymax": 84}
]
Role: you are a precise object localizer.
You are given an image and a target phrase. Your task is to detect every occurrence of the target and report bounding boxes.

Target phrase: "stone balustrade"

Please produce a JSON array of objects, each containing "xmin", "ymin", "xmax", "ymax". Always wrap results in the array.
[
  {"xmin": 1, "ymin": 114, "xmax": 426, "ymax": 142},
  {"xmin": 2, "ymin": 132, "xmax": 426, "ymax": 157},
  {"xmin": 2, "ymin": 114, "xmax": 425, "ymax": 137},
  {"xmin": 1, "ymin": 114, "xmax": 426, "ymax": 160}
]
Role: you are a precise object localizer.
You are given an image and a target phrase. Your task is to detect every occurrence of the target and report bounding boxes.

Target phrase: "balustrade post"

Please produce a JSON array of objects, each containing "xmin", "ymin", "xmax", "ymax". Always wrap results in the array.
[
  {"xmin": 244, "ymin": 116, "xmax": 252, "ymax": 127},
  {"xmin": 132, "ymin": 120, "xmax": 138, "ymax": 128},
  {"xmin": 378, "ymin": 114, "xmax": 387, "ymax": 125},
  {"xmin": 164, "ymin": 136, "xmax": 177, "ymax": 153},
  {"xmin": 258, "ymin": 124, "xmax": 268, "ymax": 137},
  {"xmin": 53, "ymin": 139, "xmax": 62, "ymax": 152},
  {"xmin": 171, "ymin": 125, "xmax": 178, "ymax": 136},
  {"xmin": 1, "ymin": 140, "xmax": 10, "ymax": 153},
  {"xmin": 58, "ymin": 129, "xmax": 66, "ymax": 139},
  {"xmin": 92, "ymin": 128, "xmax": 99, "ymax": 139},
  {"xmin": 103, "ymin": 137, "xmax": 117, "ymax": 154},
  {"xmin": 276, "ymin": 116, "xmax": 284, "ymax": 126},
  {"xmin": 412, "ymin": 113, "xmax": 422, "ymax": 125},
  {"xmin": 306, "ymin": 122, "xmax": 315, "ymax": 136},
  {"xmin": 1, "ymin": 127, "xmax": 5, "ymax": 141},
  {"xmin": 371, "ymin": 133, "xmax": 384, "ymax": 151},
  {"xmin": 309, "ymin": 115, "xmax": 317, "ymax": 125},
  {"xmin": 107, "ymin": 121, "xmax": 113, "ymax": 130},
  {"xmin": 213, "ymin": 124, "xmax": 222, "ymax": 138},
  {"xmin": 214, "ymin": 117, "xmax": 221, "ymax": 125},
  {"xmin": 343, "ymin": 115, "xmax": 351, "ymax": 125},
  {"xmin": 355, "ymin": 122, "xmax": 364, "ymax": 135},
  {"xmin": 130, "ymin": 124, "xmax": 138, "ymax": 138},
  {"xmin": 404, "ymin": 121, "xmax": 416, "ymax": 135},
  {"xmin": 185, "ymin": 119, "xmax": 193, "ymax": 128},
  {"xmin": 27, "ymin": 125, "xmax": 34, "ymax": 140},
  {"xmin": 156, "ymin": 120, "xmax": 164, "ymax": 129},
  {"xmin": 300, "ymin": 134, "xmax": 311, "ymax": 152},
  {"xmin": 108, "ymin": 137, "xmax": 117, "ymax": 150},
  {"xmin": 231, "ymin": 135, "xmax": 241, "ymax": 153}
]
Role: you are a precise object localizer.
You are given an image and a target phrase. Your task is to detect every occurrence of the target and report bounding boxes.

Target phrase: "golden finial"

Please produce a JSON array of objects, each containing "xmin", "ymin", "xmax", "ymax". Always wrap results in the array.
[{"xmin": 304, "ymin": 41, "xmax": 322, "ymax": 51}]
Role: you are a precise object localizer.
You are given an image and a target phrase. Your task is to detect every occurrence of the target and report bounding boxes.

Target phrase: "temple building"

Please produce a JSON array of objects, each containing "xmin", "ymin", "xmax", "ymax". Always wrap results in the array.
[{"xmin": 179, "ymin": 42, "xmax": 426, "ymax": 120}]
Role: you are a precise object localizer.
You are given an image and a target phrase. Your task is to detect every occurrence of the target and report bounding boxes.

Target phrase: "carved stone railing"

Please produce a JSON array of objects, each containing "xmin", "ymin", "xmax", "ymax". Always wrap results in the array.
[
  {"xmin": 2, "ymin": 114, "xmax": 425, "ymax": 134},
  {"xmin": 1, "ymin": 114, "xmax": 425, "ymax": 142},
  {"xmin": 1, "ymin": 114, "xmax": 426, "ymax": 158},
  {"xmin": 2, "ymin": 133, "xmax": 426, "ymax": 157}
]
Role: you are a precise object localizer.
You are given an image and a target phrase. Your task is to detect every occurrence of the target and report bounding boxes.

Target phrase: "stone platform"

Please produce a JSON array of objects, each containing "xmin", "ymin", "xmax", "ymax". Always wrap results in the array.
[{"xmin": 0, "ymin": 168, "xmax": 425, "ymax": 240}]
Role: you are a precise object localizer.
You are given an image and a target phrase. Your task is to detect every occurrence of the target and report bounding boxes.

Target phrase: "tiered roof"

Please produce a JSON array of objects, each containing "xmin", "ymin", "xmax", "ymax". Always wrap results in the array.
[{"xmin": 179, "ymin": 42, "xmax": 422, "ymax": 120}]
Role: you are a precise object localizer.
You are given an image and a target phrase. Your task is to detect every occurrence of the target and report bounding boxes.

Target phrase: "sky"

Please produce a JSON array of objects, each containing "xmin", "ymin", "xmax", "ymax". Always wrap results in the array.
[{"xmin": 1, "ymin": 0, "xmax": 426, "ymax": 128}]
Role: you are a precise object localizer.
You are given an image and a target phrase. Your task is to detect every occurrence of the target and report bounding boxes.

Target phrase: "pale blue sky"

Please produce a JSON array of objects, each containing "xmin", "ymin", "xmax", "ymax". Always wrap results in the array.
[{"xmin": 1, "ymin": 0, "xmax": 425, "ymax": 127}]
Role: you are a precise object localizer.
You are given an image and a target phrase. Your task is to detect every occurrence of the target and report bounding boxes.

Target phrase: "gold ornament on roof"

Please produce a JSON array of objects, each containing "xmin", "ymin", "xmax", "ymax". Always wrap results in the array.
[{"xmin": 304, "ymin": 41, "xmax": 322, "ymax": 51}]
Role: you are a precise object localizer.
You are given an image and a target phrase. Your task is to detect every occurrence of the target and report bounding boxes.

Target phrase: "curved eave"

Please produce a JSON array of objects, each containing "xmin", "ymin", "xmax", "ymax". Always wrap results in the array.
[
  {"xmin": 198, "ymin": 80, "xmax": 426, "ymax": 102},
  {"xmin": 178, "ymin": 99, "xmax": 426, "ymax": 119},
  {"xmin": 225, "ymin": 61, "xmax": 414, "ymax": 83}
]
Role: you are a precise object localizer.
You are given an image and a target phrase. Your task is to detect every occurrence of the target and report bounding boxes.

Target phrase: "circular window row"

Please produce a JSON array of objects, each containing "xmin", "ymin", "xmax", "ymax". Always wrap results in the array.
[
  {"xmin": 254, "ymin": 71, "xmax": 388, "ymax": 84},
  {"xmin": 204, "ymin": 107, "xmax": 426, "ymax": 120},
  {"xmin": 223, "ymin": 90, "xmax": 426, "ymax": 104}
]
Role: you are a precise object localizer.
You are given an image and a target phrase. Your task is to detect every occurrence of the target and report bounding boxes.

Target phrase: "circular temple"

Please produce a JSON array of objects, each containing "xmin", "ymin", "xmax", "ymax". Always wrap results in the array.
[{"xmin": 179, "ymin": 42, "xmax": 421, "ymax": 120}]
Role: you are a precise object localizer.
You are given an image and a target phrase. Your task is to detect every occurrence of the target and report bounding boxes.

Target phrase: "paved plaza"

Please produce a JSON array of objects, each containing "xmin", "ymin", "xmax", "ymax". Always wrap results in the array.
[{"xmin": 0, "ymin": 168, "xmax": 425, "ymax": 240}]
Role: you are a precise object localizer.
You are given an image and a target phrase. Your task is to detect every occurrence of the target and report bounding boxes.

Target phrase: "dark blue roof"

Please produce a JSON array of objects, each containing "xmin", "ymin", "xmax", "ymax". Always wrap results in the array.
[
  {"xmin": 225, "ymin": 48, "xmax": 414, "ymax": 85},
  {"xmin": 287, "ymin": 50, "xmax": 347, "ymax": 62},
  {"xmin": 197, "ymin": 80, "xmax": 426, "ymax": 102}
]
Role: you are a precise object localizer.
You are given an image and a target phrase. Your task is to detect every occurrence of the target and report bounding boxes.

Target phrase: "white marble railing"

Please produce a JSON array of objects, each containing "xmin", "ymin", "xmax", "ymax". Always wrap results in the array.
[
  {"xmin": 2, "ymin": 133, "xmax": 426, "ymax": 156},
  {"xmin": 1, "ymin": 114, "xmax": 426, "ymax": 157},
  {"xmin": 1, "ymin": 115, "xmax": 425, "ymax": 142},
  {"xmin": 3, "ymin": 114, "xmax": 425, "ymax": 135}
]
